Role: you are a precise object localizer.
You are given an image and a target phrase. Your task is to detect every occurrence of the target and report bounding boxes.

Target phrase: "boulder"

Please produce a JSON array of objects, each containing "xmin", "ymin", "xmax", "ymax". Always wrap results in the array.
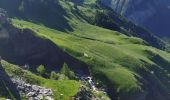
[
  {"xmin": 12, "ymin": 78, "xmax": 54, "ymax": 99},
  {"xmin": 27, "ymin": 92, "xmax": 36, "ymax": 97},
  {"xmin": 32, "ymin": 85, "xmax": 40, "ymax": 92}
]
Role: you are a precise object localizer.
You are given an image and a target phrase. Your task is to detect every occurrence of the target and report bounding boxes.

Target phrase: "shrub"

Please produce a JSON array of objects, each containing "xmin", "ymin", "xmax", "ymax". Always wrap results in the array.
[
  {"xmin": 36, "ymin": 65, "xmax": 46, "ymax": 76},
  {"xmin": 50, "ymin": 71, "xmax": 59, "ymax": 80},
  {"xmin": 58, "ymin": 74, "xmax": 69, "ymax": 80},
  {"xmin": 13, "ymin": 68, "xmax": 24, "ymax": 76},
  {"xmin": 60, "ymin": 63, "xmax": 77, "ymax": 80}
]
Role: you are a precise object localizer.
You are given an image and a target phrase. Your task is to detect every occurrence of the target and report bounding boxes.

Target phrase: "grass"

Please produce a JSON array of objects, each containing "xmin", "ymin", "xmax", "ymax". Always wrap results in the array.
[
  {"xmin": 11, "ymin": 18, "xmax": 170, "ymax": 98},
  {"xmin": 0, "ymin": 98, "xmax": 6, "ymax": 100},
  {"xmin": 0, "ymin": 0, "xmax": 169, "ymax": 99},
  {"xmin": 1, "ymin": 60, "xmax": 80, "ymax": 100}
]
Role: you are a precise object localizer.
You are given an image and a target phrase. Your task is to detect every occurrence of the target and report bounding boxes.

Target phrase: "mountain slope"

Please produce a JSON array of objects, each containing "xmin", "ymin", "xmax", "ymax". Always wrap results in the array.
[
  {"xmin": 0, "ymin": 0, "xmax": 169, "ymax": 51},
  {"xmin": 12, "ymin": 17, "xmax": 170, "ymax": 100},
  {"xmin": 0, "ymin": 0, "xmax": 170, "ymax": 100}
]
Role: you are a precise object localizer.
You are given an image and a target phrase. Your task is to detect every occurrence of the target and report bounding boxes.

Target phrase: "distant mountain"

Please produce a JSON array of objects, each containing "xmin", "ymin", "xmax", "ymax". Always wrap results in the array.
[{"xmin": 100, "ymin": 0, "xmax": 170, "ymax": 37}]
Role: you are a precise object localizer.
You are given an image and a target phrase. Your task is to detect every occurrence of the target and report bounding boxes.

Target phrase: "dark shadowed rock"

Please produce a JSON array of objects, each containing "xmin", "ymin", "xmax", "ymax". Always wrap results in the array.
[
  {"xmin": 0, "ymin": 61, "xmax": 21, "ymax": 99},
  {"xmin": 0, "ymin": 8, "xmax": 10, "ymax": 26}
]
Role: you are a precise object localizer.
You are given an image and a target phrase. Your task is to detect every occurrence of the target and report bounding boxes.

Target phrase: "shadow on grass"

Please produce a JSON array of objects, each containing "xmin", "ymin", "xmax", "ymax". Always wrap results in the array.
[{"xmin": 0, "ymin": 25, "xmax": 89, "ymax": 76}]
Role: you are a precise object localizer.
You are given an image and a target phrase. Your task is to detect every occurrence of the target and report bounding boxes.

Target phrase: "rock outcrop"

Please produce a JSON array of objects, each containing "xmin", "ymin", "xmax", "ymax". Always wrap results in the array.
[{"xmin": 12, "ymin": 78, "xmax": 54, "ymax": 100}]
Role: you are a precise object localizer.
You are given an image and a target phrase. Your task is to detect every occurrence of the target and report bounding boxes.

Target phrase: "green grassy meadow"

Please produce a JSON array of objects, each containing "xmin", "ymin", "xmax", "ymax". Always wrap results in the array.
[{"xmin": 11, "ymin": 19, "xmax": 170, "ymax": 99}]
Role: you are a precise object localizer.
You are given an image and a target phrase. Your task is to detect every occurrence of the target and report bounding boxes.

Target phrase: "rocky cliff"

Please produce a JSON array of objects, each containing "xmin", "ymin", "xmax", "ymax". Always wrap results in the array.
[{"xmin": 99, "ymin": 0, "xmax": 170, "ymax": 37}]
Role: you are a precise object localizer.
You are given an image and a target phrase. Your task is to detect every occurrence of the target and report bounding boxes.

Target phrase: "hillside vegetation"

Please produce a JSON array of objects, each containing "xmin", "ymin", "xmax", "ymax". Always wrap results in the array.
[
  {"xmin": 0, "ymin": 0, "xmax": 168, "ymax": 50},
  {"xmin": 0, "ymin": 0, "xmax": 170, "ymax": 100},
  {"xmin": 12, "ymin": 18, "xmax": 170, "ymax": 100},
  {"xmin": 0, "ymin": 60, "xmax": 80, "ymax": 100}
]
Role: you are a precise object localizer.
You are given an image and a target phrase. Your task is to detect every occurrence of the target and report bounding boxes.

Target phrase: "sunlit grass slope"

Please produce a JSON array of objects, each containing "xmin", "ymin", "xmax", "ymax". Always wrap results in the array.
[{"xmin": 12, "ymin": 19, "xmax": 170, "ymax": 99}]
